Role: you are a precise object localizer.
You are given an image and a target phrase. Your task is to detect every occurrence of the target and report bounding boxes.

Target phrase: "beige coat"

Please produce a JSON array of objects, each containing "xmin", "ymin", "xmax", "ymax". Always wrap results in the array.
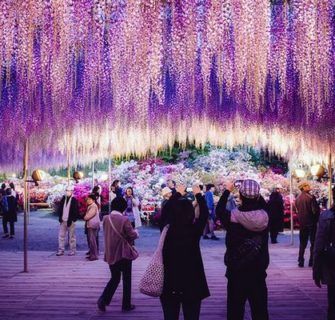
[
  {"xmin": 84, "ymin": 202, "xmax": 100, "ymax": 229},
  {"xmin": 103, "ymin": 211, "xmax": 139, "ymax": 265}
]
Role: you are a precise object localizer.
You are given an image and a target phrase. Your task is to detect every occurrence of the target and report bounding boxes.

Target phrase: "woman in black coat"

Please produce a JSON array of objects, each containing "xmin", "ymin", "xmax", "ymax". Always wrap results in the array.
[
  {"xmin": 267, "ymin": 188, "xmax": 284, "ymax": 244},
  {"xmin": 2, "ymin": 188, "xmax": 17, "ymax": 239},
  {"xmin": 160, "ymin": 185, "xmax": 210, "ymax": 320}
]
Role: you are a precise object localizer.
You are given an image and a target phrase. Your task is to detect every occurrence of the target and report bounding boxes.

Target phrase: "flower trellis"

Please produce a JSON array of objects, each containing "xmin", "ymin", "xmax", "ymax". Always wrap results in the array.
[{"xmin": 0, "ymin": 0, "xmax": 334, "ymax": 170}]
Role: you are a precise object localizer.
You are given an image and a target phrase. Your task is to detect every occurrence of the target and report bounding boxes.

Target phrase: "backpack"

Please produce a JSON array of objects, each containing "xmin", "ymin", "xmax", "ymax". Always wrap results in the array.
[
  {"xmin": 2, "ymin": 196, "xmax": 9, "ymax": 213},
  {"xmin": 226, "ymin": 234, "xmax": 263, "ymax": 270}
]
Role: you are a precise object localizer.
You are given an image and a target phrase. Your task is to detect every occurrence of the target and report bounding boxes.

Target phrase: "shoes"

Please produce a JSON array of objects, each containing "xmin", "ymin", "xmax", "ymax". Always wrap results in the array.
[
  {"xmin": 298, "ymin": 261, "xmax": 304, "ymax": 268},
  {"xmin": 122, "ymin": 305, "xmax": 136, "ymax": 312},
  {"xmin": 308, "ymin": 260, "xmax": 313, "ymax": 267},
  {"xmin": 86, "ymin": 257, "xmax": 98, "ymax": 261},
  {"xmin": 203, "ymin": 235, "xmax": 210, "ymax": 240},
  {"xmin": 68, "ymin": 251, "xmax": 76, "ymax": 256},
  {"xmin": 97, "ymin": 298, "xmax": 106, "ymax": 312},
  {"xmin": 2, "ymin": 234, "xmax": 9, "ymax": 239},
  {"xmin": 56, "ymin": 251, "xmax": 64, "ymax": 256},
  {"xmin": 211, "ymin": 235, "xmax": 219, "ymax": 241},
  {"xmin": 85, "ymin": 251, "xmax": 90, "ymax": 256},
  {"xmin": 271, "ymin": 240, "xmax": 278, "ymax": 244},
  {"xmin": 9, "ymin": 235, "xmax": 14, "ymax": 239}
]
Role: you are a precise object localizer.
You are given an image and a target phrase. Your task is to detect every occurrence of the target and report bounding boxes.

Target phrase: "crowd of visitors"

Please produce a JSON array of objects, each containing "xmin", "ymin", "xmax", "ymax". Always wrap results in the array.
[{"xmin": 1, "ymin": 178, "xmax": 334, "ymax": 319}]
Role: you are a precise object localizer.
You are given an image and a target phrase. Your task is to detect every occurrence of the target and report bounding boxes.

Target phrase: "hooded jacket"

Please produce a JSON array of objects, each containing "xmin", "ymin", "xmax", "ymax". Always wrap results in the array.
[{"xmin": 216, "ymin": 190, "xmax": 270, "ymax": 277}]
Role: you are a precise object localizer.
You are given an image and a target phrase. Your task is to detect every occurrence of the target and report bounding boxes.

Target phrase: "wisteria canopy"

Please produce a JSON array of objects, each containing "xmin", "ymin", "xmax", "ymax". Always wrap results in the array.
[{"xmin": 0, "ymin": 0, "xmax": 334, "ymax": 170}]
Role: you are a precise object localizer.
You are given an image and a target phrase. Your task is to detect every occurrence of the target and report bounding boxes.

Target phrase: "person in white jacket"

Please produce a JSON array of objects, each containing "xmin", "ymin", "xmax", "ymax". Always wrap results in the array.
[
  {"xmin": 124, "ymin": 187, "xmax": 142, "ymax": 228},
  {"xmin": 84, "ymin": 194, "xmax": 100, "ymax": 261}
]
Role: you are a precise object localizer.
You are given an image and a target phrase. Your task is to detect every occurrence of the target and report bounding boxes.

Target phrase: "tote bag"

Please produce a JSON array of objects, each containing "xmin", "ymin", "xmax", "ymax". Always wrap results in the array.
[{"xmin": 139, "ymin": 225, "xmax": 169, "ymax": 297}]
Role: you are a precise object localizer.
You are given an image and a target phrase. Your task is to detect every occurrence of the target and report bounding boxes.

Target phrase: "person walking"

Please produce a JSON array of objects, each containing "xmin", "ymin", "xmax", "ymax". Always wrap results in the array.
[
  {"xmin": 56, "ymin": 186, "xmax": 79, "ymax": 256},
  {"xmin": 159, "ymin": 185, "xmax": 210, "ymax": 320},
  {"xmin": 2, "ymin": 188, "xmax": 17, "ymax": 239},
  {"xmin": 216, "ymin": 180, "xmax": 270, "ymax": 320},
  {"xmin": 84, "ymin": 194, "xmax": 100, "ymax": 261},
  {"xmin": 267, "ymin": 185, "xmax": 284, "ymax": 244},
  {"xmin": 203, "ymin": 184, "xmax": 219, "ymax": 240},
  {"xmin": 313, "ymin": 199, "xmax": 335, "ymax": 320},
  {"xmin": 295, "ymin": 181, "xmax": 320, "ymax": 267},
  {"xmin": 97, "ymin": 197, "xmax": 139, "ymax": 312},
  {"xmin": 124, "ymin": 187, "xmax": 141, "ymax": 228}
]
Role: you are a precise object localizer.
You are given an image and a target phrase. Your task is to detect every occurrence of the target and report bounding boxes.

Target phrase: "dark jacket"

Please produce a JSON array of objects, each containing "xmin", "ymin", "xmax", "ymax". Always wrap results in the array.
[
  {"xmin": 295, "ymin": 191, "xmax": 320, "ymax": 228},
  {"xmin": 216, "ymin": 190, "xmax": 270, "ymax": 278},
  {"xmin": 58, "ymin": 196, "xmax": 79, "ymax": 227},
  {"xmin": 160, "ymin": 192, "xmax": 210, "ymax": 301},
  {"xmin": 3, "ymin": 195, "xmax": 17, "ymax": 222},
  {"xmin": 313, "ymin": 210, "xmax": 335, "ymax": 285},
  {"xmin": 268, "ymin": 191, "xmax": 284, "ymax": 232}
]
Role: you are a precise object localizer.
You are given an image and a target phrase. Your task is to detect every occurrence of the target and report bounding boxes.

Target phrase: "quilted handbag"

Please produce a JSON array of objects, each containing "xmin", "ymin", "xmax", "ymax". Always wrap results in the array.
[{"xmin": 139, "ymin": 225, "xmax": 169, "ymax": 297}]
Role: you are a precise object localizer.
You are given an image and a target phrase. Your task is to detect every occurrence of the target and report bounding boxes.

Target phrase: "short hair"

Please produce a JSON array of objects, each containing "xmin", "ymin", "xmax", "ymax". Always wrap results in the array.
[
  {"xmin": 5, "ymin": 188, "xmax": 12, "ymax": 196},
  {"xmin": 1, "ymin": 183, "xmax": 6, "ymax": 189},
  {"xmin": 87, "ymin": 194, "xmax": 96, "ymax": 201},
  {"xmin": 9, "ymin": 182, "xmax": 15, "ymax": 189},
  {"xmin": 111, "ymin": 180, "xmax": 120, "ymax": 187},
  {"xmin": 206, "ymin": 184, "xmax": 215, "ymax": 191},
  {"xmin": 111, "ymin": 197, "xmax": 127, "ymax": 213}
]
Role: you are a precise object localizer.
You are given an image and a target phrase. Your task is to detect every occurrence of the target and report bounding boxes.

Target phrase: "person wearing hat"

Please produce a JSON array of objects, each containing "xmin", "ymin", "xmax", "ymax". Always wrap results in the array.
[
  {"xmin": 267, "ymin": 185, "xmax": 285, "ymax": 244},
  {"xmin": 295, "ymin": 181, "xmax": 320, "ymax": 267},
  {"xmin": 216, "ymin": 179, "xmax": 270, "ymax": 320},
  {"xmin": 56, "ymin": 185, "xmax": 79, "ymax": 256}
]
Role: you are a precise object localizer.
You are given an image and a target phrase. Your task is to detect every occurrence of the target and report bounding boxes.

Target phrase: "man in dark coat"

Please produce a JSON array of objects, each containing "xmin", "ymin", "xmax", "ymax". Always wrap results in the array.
[
  {"xmin": 295, "ymin": 181, "xmax": 320, "ymax": 267},
  {"xmin": 159, "ymin": 185, "xmax": 210, "ymax": 320},
  {"xmin": 268, "ymin": 186, "xmax": 284, "ymax": 244},
  {"xmin": 56, "ymin": 186, "xmax": 79, "ymax": 256},
  {"xmin": 216, "ymin": 180, "xmax": 270, "ymax": 320},
  {"xmin": 2, "ymin": 188, "xmax": 17, "ymax": 239},
  {"xmin": 313, "ymin": 205, "xmax": 335, "ymax": 320}
]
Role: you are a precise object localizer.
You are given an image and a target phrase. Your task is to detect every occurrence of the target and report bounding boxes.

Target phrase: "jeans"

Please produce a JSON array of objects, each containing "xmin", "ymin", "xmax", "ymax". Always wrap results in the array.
[
  {"xmin": 227, "ymin": 273, "xmax": 269, "ymax": 320},
  {"xmin": 58, "ymin": 222, "xmax": 76, "ymax": 252},
  {"xmin": 2, "ymin": 219, "xmax": 14, "ymax": 236},
  {"xmin": 298, "ymin": 225, "xmax": 317, "ymax": 263},
  {"xmin": 99, "ymin": 259, "xmax": 132, "ymax": 309},
  {"xmin": 87, "ymin": 228, "xmax": 99, "ymax": 259},
  {"xmin": 328, "ymin": 285, "xmax": 335, "ymax": 320},
  {"xmin": 160, "ymin": 296, "xmax": 201, "ymax": 320}
]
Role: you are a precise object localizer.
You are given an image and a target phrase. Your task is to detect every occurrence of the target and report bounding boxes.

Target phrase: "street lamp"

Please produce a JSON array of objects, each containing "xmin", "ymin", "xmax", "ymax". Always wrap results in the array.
[
  {"xmin": 295, "ymin": 169, "xmax": 306, "ymax": 179},
  {"xmin": 310, "ymin": 164, "xmax": 325, "ymax": 178},
  {"xmin": 73, "ymin": 171, "xmax": 84, "ymax": 183}
]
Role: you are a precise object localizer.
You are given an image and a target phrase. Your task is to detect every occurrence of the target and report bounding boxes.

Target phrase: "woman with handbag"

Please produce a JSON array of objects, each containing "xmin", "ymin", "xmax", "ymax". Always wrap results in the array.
[
  {"xmin": 159, "ymin": 184, "xmax": 210, "ymax": 320},
  {"xmin": 97, "ymin": 197, "xmax": 139, "ymax": 312}
]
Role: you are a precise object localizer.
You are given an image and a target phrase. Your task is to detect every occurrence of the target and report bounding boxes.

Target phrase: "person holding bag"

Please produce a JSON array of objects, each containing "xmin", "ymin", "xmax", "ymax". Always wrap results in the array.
[
  {"xmin": 159, "ymin": 184, "xmax": 210, "ymax": 320},
  {"xmin": 97, "ymin": 197, "xmax": 139, "ymax": 312}
]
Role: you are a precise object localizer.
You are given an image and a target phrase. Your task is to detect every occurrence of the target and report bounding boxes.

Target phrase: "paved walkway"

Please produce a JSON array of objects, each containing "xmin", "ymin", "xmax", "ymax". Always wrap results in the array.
[{"xmin": 0, "ymin": 211, "xmax": 329, "ymax": 320}]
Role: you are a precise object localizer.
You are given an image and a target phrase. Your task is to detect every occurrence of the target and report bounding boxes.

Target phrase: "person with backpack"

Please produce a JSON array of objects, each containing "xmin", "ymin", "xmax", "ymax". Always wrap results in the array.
[
  {"xmin": 216, "ymin": 180, "xmax": 270, "ymax": 320},
  {"xmin": 2, "ymin": 188, "xmax": 18, "ymax": 239},
  {"xmin": 313, "ymin": 197, "xmax": 335, "ymax": 320}
]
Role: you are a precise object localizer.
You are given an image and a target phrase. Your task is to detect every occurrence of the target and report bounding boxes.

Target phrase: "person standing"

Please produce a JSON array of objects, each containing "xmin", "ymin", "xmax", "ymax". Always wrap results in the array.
[
  {"xmin": 84, "ymin": 194, "xmax": 100, "ymax": 261},
  {"xmin": 0, "ymin": 183, "xmax": 6, "ymax": 216},
  {"xmin": 160, "ymin": 185, "xmax": 210, "ymax": 320},
  {"xmin": 56, "ymin": 186, "xmax": 79, "ymax": 256},
  {"xmin": 2, "ymin": 188, "xmax": 17, "ymax": 239},
  {"xmin": 167, "ymin": 180, "xmax": 177, "ymax": 195},
  {"xmin": 111, "ymin": 180, "xmax": 123, "ymax": 198},
  {"xmin": 267, "ymin": 186, "xmax": 285, "ymax": 244},
  {"xmin": 161, "ymin": 187, "xmax": 173, "ymax": 209},
  {"xmin": 313, "ymin": 200, "xmax": 335, "ymax": 320},
  {"xmin": 98, "ymin": 197, "xmax": 139, "ymax": 312},
  {"xmin": 216, "ymin": 180, "xmax": 270, "ymax": 320},
  {"xmin": 295, "ymin": 181, "xmax": 320, "ymax": 267},
  {"xmin": 124, "ymin": 187, "xmax": 141, "ymax": 228},
  {"xmin": 203, "ymin": 184, "xmax": 219, "ymax": 240}
]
